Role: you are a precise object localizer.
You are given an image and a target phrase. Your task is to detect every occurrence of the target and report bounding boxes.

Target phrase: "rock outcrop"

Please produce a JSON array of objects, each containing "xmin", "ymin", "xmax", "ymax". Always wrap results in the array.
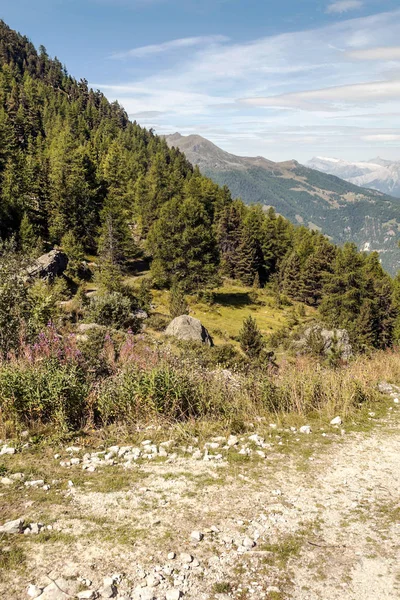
[
  {"xmin": 27, "ymin": 249, "xmax": 68, "ymax": 281},
  {"xmin": 165, "ymin": 315, "xmax": 213, "ymax": 346},
  {"xmin": 295, "ymin": 324, "xmax": 352, "ymax": 360}
]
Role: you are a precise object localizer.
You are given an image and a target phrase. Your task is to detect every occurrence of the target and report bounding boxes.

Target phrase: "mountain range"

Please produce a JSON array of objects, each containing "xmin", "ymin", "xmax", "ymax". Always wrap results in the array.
[
  {"xmin": 306, "ymin": 156, "xmax": 400, "ymax": 198},
  {"xmin": 165, "ymin": 133, "xmax": 400, "ymax": 274}
]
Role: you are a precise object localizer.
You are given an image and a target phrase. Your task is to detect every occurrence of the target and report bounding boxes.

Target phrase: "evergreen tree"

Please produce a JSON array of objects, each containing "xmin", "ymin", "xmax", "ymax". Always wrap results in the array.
[
  {"xmin": 169, "ymin": 283, "xmax": 189, "ymax": 318},
  {"xmin": 239, "ymin": 315, "xmax": 265, "ymax": 359}
]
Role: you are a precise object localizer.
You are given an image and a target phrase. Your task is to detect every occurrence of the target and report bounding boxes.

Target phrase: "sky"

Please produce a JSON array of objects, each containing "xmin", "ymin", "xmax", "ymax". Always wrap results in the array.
[{"xmin": 1, "ymin": 0, "xmax": 400, "ymax": 162}]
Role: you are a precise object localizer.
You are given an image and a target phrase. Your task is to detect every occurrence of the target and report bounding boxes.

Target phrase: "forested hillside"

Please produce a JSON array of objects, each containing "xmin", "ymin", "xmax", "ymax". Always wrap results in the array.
[
  {"xmin": 165, "ymin": 133, "xmax": 400, "ymax": 275},
  {"xmin": 0, "ymin": 20, "xmax": 399, "ymax": 352}
]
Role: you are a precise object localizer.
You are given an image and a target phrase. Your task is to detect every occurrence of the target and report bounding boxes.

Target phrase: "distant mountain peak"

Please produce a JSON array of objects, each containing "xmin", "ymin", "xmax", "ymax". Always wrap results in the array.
[{"xmin": 165, "ymin": 132, "xmax": 400, "ymax": 274}]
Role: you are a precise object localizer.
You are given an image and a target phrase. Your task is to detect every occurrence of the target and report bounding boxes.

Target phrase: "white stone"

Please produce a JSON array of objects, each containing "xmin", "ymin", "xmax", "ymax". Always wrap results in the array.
[
  {"xmin": 330, "ymin": 416, "xmax": 342, "ymax": 426},
  {"xmin": 299, "ymin": 425, "xmax": 312, "ymax": 434},
  {"xmin": 168, "ymin": 552, "xmax": 176, "ymax": 560},
  {"xmin": 146, "ymin": 575, "xmax": 160, "ymax": 587},
  {"xmin": 242, "ymin": 537, "xmax": 256, "ymax": 549},
  {"xmin": 190, "ymin": 530, "xmax": 204, "ymax": 542},
  {"xmin": 1, "ymin": 477, "xmax": 13, "ymax": 485},
  {"xmin": 0, "ymin": 518, "xmax": 24, "ymax": 534},
  {"xmin": 77, "ymin": 592, "xmax": 96, "ymax": 599},
  {"xmin": 25, "ymin": 480, "xmax": 45, "ymax": 487},
  {"xmin": 394, "ymin": 398, "xmax": 399, "ymax": 404},
  {"xmin": 166, "ymin": 590, "xmax": 182, "ymax": 600},
  {"xmin": 179, "ymin": 553, "xmax": 193, "ymax": 564},
  {"xmin": 27, "ymin": 584, "xmax": 43, "ymax": 598}
]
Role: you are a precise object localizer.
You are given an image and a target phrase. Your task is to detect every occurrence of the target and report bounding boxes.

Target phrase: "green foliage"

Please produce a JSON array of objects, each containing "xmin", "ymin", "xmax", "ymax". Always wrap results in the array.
[
  {"xmin": 61, "ymin": 230, "xmax": 85, "ymax": 279},
  {"xmin": 0, "ymin": 358, "xmax": 88, "ymax": 430},
  {"xmin": 86, "ymin": 292, "xmax": 138, "ymax": 330},
  {"xmin": 97, "ymin": 365, "xmax": 201, "ymax": 423},
  {"xmin": 148, "ymin": 196, "xmax": 219, "ymax": 290},
  {"xmin": 27, "ymin": 278, "xmax": 68, "ymax": 337},
  {"xmin": 239, "ymin": 315, "xmax": 265, "ymax": 359},
  {"xmin": 136, "ymin": 278, "xmax": 152, "ymax": 312},
  {"xmin": 0, "ymin": 239, "xmax": 29, "ymax": 357},
  {"xmin": 169, "ymin": 283, "xmax": 189, "ymax": 318}
]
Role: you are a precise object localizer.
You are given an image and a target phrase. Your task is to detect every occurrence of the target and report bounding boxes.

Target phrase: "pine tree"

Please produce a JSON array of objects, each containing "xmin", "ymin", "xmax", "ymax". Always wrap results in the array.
[
  {"xmin": 239, "ymin": 315, "xmax": 265, "ymax": 359},
  {"xmin": 19, "ymin": 212, "xmax": 38, "ymax": 255},
  {"xmin": 169, "ymin": 283, "xmax": 189, "ymax": 318}
]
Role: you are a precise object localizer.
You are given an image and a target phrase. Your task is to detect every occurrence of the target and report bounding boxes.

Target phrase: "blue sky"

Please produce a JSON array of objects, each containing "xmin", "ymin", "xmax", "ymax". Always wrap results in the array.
[{"xmin": 2, "ymin": 0, "xmax": 400, "ymax": 162}]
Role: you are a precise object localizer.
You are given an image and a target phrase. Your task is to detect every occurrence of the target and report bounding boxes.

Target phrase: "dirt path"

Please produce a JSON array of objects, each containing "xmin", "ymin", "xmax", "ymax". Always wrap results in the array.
[{"xmin": 1, "ymin": 411, "xmax": 399, "ymax": 600}]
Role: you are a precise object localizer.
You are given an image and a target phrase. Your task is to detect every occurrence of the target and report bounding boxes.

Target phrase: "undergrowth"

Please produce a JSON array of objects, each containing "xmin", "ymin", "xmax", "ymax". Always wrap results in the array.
[{"xmin": 0, "ymin": 323, "xmax": 398, "ymax": 437}]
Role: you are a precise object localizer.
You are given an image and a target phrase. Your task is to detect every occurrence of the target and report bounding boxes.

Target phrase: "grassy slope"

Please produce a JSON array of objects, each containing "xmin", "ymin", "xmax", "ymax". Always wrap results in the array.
[{"xmin": 125, "ymin": 274, "xmax": 316, "ymax": 346}]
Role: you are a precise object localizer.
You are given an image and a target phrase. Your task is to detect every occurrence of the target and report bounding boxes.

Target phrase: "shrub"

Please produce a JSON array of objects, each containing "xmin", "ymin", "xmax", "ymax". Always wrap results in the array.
[
  {"xmin": 147, "ymin": 313, "xmax": 170, "ymax": 332},
  {"xmin": 87, "ymin": 292, "xmax": 138, "ymax": 330},
  {"xmin": 0, "ymin": 358, "xmax": 89, "ymax": 430},
  {"xmin": 169, "ymin": 284, "xmax": 189, "ymax": 318},
  {"xmin": 97, "ymin": 365, "xmax": 201, "ymax": 424},
  {"xmin": 239, "ymin": 315, "xmax": 265, "ymax": 359}
]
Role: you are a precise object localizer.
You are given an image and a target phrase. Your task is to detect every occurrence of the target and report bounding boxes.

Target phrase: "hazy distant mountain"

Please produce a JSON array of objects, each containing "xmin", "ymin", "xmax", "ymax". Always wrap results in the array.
[
  {"xmin": 306, "ymin": 156, "xmax": 400, "ymax": 198},
  {"xmin": 165, "ymin": 133, "xmax": 400, "ymax": 274}
]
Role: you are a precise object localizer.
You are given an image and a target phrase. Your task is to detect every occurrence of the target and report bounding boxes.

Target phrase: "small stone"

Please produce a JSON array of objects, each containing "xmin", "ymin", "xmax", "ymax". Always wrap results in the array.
[
  {"xmin": 0, "ymin": 445, "xmax": 16, "ymax": 455},
  {"xmin": 394, "ymin": 398, "xmax": 399, "ymax": 404},
  {"xmin": 10, "ymin": 472, "xmax": 24, "ymax": 481},
  {"xmin": 25, "ymin": 480, "xmax": 45, "ymax": 487},
  {"xmin": 77, "ymin": 591, "xmax": 96, "ymax": 599},
  {"xmin": 146, "ymin": 575, "xmax": 160, "ymax": 587},
  {"xmin": 330, "ymin": 416, "xmax": 342, "ymax": 425},
  {"xmin": 299, "ymin": 425, "xmax": 312, "ymax": 434},
  {"xmin": 227, "ymin": 435, "xmax": 239, "ymax": 447},
  {"xmin": 166, "ymin": 590, "xmax": 182, "ymax": 600},
  {"xmin": 1, "ymin": 477, "xmax": 13, "ymax": 485},
  {"xmin": 242, "ymin": 537, "xmax": 256, "ymax": 549},
  {"xmin": 179, "ymin": 553, "xmax": 193, "ymax": 564},
  {"xmin": 0, "ymin": 518, "xmax": 24, "ymax": 534},
  {"xmin": 27, "ymin": 584, "xmax": 43, "ymax": 598},
  {"xmin": 190, "ymin": 530, "xmax": 204, "ymax": 542},
  {"xmin": 168, "ymin": 552, "xmax": 176, "ymax": 560}
]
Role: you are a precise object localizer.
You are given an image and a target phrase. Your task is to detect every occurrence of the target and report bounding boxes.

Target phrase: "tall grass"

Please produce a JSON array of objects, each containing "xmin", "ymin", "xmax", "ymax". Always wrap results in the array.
[{"xmin": 0, "ymin": 324, "xmax": 398, "ymax": 435}]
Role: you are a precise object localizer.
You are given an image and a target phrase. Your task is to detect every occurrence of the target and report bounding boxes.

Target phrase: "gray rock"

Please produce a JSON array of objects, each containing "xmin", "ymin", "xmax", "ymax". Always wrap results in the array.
[
  {"xmin": 190, "ymin": 530, "xmax": 204, "ymax": 542},
  {"xmin": 26, "ymin": 249, "xmax": 68, "ymax": 281},
  {"xmin": 330, "ymin": 416, "xmax": 342, "ymax": 425},
  {"xmin": 39, "ymin": 578, "xmax": 80, "ymax": 599},
  {"xmin": 0, "ymin": 518, "xmax": 24, "ymax": 534},
  {"xmin": 165, "ymin": 315, "xmax": 213, "ymax": 346},
  {"xmin": 295, "ymin": 324, "xmax": 352, "ymax": 359}
]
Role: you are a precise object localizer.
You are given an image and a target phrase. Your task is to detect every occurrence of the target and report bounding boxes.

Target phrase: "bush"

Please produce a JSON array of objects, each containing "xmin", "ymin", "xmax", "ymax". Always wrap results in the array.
[
  {"xmin": 97, "ymin": 365, "xmax": 201, "ymax": 424},
  {"xmin": 169, "ymin": 284, "xmax": 189, "ymax": 318},
  {"xmin": 0, "ymin": 358, "xmax": 89, "ymax": 430},
  {"xmin": 87, "ymin": 292, "xmax": 139, "ymax": 330},
  {"xmin": 239, "ymin": 315, "xmax": 265, "ymax": 359},
  {"xmin": 147, "ymin": 313, "xmax": 170, "ymax": 332}
]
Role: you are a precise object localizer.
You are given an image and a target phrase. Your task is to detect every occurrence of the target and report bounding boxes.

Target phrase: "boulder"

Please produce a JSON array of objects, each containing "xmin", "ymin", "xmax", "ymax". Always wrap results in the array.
[
  {"xmin": 27, "ymin": 249, "xmax": 68, "ymax": 281},
  {"xmin": 165, "ymin": 315, "xmax": 213, "ymax": 346},
  {"xmin": 295, "ymin": 324, "xmax": 352, "ymax": 360}
]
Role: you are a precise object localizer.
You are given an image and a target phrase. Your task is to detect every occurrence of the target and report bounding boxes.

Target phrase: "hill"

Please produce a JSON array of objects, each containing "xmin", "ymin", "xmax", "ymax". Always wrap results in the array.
[
  {"xmin": 306, "ymin": 156, "xmax": 400, "ymax": 198},
  {"xmin": 165, "ymin": 133, "xmax": 400, "ymax": 274}
]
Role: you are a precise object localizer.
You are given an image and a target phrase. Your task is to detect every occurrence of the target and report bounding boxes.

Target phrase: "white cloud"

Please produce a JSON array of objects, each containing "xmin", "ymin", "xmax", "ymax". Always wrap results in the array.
[
  {"xmin": 241, "ymin": 80, "xmax": 400, "ymax": 111},
  {"xmin": 94, "ymin": 9, "xmax": 400, "ymax": 162},
  {"xmin": 111, "ymin": 35, "xmax": 229, "ymax": 59},
  {"xmin": 347, "ymin": 46, "xmax": 400, "ymax": 60},
  {"xmin": 326, "ymin": 1, "xmax": 363, "ymax": 15}
]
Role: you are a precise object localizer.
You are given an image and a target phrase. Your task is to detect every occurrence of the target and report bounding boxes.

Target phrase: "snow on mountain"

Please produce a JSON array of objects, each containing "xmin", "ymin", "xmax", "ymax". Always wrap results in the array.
[{"xmin": 306, "ymin": 157, "xmax": 400, "ymax": 198}]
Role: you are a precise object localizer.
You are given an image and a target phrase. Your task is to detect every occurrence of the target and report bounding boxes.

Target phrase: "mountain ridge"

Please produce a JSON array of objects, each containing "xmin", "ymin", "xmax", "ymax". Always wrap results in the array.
[{"xmin": 165, "ymin": 133, "xmax": 400, "ymax": 274}]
